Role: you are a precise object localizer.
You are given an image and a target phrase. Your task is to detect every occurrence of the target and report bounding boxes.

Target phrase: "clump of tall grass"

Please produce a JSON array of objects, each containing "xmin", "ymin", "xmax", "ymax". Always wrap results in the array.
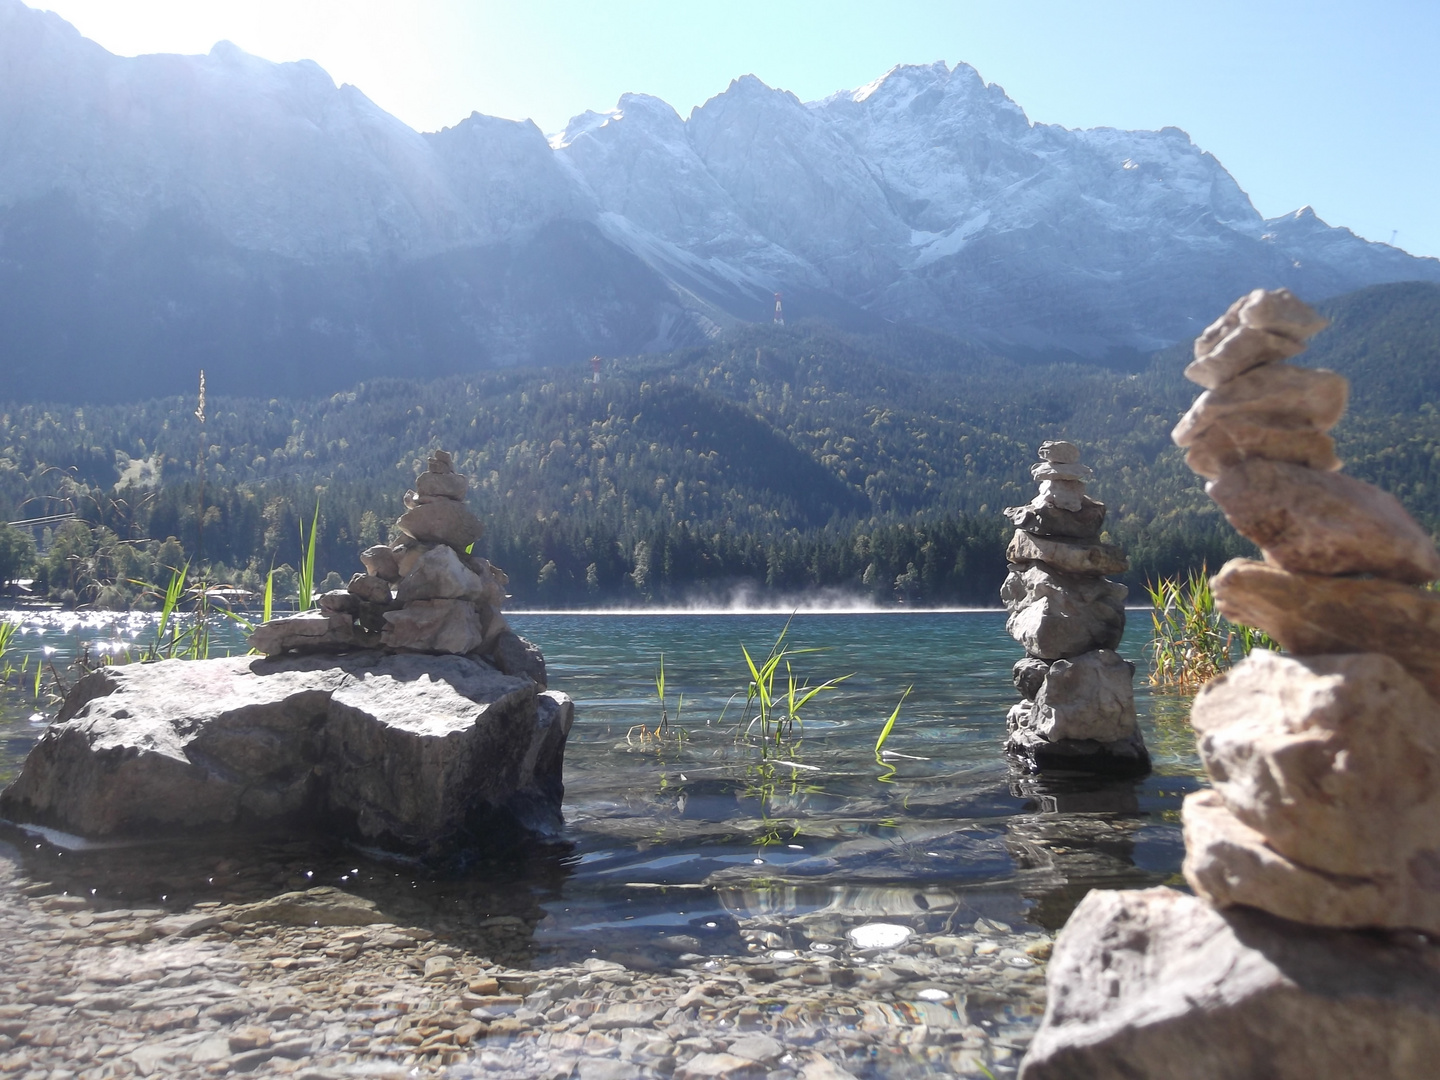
[
  {"xmin": 735, "ymin": 617, "xmax": 851, "ymax": 750},
  {"xmin": 1147, "ymin": 567, "xmax": 1278, "ymax": 687}
]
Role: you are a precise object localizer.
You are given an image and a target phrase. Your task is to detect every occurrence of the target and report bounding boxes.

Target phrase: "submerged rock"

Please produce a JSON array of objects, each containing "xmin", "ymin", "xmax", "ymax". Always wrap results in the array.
[
  {"xmin": 1020, "ymin": 886, "xmax": 1440, "ymax": 1080},
  {"xmin": 0, "ymin": 651, "xmax": 573, "ymax": 854}
]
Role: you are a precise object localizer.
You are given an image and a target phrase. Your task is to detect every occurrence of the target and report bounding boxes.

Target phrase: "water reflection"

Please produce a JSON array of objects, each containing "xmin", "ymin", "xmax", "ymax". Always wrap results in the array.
[{"xmin": 0, "ymin": 610, "xmax": 1206, "ymax": 975}]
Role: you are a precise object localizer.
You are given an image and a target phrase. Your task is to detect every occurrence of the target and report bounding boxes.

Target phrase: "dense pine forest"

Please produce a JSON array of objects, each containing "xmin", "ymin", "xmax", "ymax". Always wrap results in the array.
[{"xmin": 1, "ymin": 281, "xmax": 1436, "ymax": 609}]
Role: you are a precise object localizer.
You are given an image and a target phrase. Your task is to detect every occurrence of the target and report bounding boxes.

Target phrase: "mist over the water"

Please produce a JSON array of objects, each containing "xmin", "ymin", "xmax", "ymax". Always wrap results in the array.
[{"xmin": 509, "ymin": 582, "xmax": 1003, "ymax": 616}]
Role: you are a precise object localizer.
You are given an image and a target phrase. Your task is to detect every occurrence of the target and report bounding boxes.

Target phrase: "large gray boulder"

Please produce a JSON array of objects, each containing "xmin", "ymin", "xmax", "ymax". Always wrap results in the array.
[
  {"xmin": 0, "ymin": 650, "xmax": 573, "ymax": 854},
  {"xmin": 1020, "ymin": 887, "xmax": 1440, "ymax": 1080}
]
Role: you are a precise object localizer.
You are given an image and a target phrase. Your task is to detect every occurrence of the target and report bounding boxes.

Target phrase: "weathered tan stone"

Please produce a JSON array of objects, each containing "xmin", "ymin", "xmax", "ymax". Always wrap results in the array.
[
  {"xmin": 1003, "ymin": 495, "xmax": 1105, "ymax": 540},
  {"xmin": 381, "ymin": 598, "xmax": 485, "ymax": 655},
  {"xmin": 1183, "ymin": 423, "xmax": 1340, "ymax": 479},
  {"xmin": 248, "ymin": 612, "xmax": 356, "ymax": 656},
  {"xmin": 1185, "ymin": 326, "xmax": 1304, "ymax": 389},
  {"xmin": 346, "ymin": 573, "xmax": 391, "ymax": 605},
  {"xmin": 1192, "ymin": 651, "xmax": 1440, "ymax": 879},
  {"xmin": 1038, "ymin": 440, "xmax": 1081, "ymax": 464},
  {"xmin": 1237, "ymin": 287, "xmax": 1329, "ymax": 341},
  {"xmin": 1208, "ymin": 459, "xmax": 1440, "ymax": 582},
  {"xmin": 1032, "ymin": 650, "xmax": 1137, "ymax": 743},
  {"xmin": 1002, "ymin": 564, "xmax": 1127, "ymax": 659},
  {"xmin": 359, "ymin": 545, "xmax": 400, "ymax": 582},
  {"xmin": 1007, "ymin": 530, "xmax": 1129, "ymax": 576},
  {"xmin": 1019, "ymin": 886, "xmax": 1440, "ymax": 1080},
  {"xmin": 1192, "ymin": 293, "xmax": 1246, "ymax": 360},
  {"xmin": 1212, "ymin": 559, "xmax": 1440, "ymax": 700},
  {"xmin": 1183, "ymin": 790, "xmax": 1440, "ymax": 936},
  {"xmin": 316, "ymin": 589, "xmax": 358, "ymax": 615},
  {"xmin": 427, "ymin": 449, "xmax": 454, "ymax": 474},
  {"xmin": 1037, "ymin": 479, "xmax": 1086, "ymax": 512},
  {"xmin": 1031, "ymin": 461, "xmax": 1094, "ymax": 483},
  {"xmin": 415, "ymin": 471, "xmax": 468, "ymax": 500},
  {"xmin": 396, "ymin": 499, "xmax": 484, "ymax": 551},
  {"xmin": 394, "ymin": 545, "xmax": 490, "ymax": 605},
  {"xmin": 1172, "ymin": 362, "xmax": 1348, "ymax": 446}
]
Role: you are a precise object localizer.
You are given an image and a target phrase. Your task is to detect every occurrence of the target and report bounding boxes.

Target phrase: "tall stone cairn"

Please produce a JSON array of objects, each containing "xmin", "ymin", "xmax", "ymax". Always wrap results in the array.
[
  {"xmin": 1018, "ymin": 289, "xmax": 1440, "ymax": 1079},
  {"xmin": 1000, "ymin": 441, "xmax": 1148, "ymax": 776},
  {"xmin": 249, "ymin": 450, "xmax": 545, "ymax": 684}
]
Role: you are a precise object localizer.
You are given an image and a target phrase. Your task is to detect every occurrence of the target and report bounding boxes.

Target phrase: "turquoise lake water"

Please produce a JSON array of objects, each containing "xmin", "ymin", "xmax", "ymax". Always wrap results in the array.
[{"xmin": 0, "ymin": 610, "xmax": 1205, "ymax": 970}]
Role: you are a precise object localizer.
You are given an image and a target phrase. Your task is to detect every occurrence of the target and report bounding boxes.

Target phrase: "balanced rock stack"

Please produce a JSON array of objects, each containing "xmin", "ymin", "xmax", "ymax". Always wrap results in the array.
[
  {"xmin": 251, "ymin": 450, "xmax": 543, "ymax": 684},
  {"xmin": 1000, "ymin": 441, "xmax": 1148, "ymax": 776},
  {"xmin": 1019, "ymin": 289, "xmax": 1440, "ymax": 1079}
]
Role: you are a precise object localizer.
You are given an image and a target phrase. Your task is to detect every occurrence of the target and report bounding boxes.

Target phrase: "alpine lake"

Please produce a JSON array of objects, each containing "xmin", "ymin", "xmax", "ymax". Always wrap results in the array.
[{"xmin": 0, "ymin": 609, "xmax": 1205, "ymax": 1078}]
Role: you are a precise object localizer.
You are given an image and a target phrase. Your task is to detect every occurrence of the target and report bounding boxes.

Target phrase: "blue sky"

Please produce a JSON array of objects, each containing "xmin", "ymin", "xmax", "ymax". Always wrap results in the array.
[{"xmin": 38, "ymin": 0, "xmax": 1440, "ymax": 257}]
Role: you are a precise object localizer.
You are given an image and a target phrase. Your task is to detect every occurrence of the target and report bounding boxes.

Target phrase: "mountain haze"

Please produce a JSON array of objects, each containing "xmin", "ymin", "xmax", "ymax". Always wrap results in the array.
[{"xmin": 2, "ymin": 0, "xmax": 1436, "ymax": 401}]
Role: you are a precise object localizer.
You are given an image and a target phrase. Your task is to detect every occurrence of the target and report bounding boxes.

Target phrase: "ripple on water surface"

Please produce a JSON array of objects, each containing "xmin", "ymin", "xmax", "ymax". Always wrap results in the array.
[{"xmin": 0, "ymin": 610, "xmax": 1205, "ymax": 1036}]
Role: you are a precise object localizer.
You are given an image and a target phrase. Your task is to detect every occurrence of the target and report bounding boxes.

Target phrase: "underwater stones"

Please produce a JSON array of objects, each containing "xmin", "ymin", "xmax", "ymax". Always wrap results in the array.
[
  {"xmin": 1208, "ymin": 460, "xmax": 1440, "ymax": 582},
  {"xmin": 1018, "ymin": 887, "xmax": 1440, "ymax": 1080},
  {"xmin": 1002, "ymin": 564, "xmax": 1127, "ymax": 660},
  {"xmin": 1191, "ymin": 651, "xmax": 1440, "ymax": 880},
  {"xmin": 1001, "ymin": 443, "xmax": 1144, "ymax": 775},
  {"xmin": 1007, "ymin": 531, "xmax": 1129, "ymax": 577},
  {"xmin": 382, "ymin": 598, "xmax": 486, "ymax": 655},
  {"xmin": 1031, "ymin": 651, "xmax": 1137, "ymax": 744}
]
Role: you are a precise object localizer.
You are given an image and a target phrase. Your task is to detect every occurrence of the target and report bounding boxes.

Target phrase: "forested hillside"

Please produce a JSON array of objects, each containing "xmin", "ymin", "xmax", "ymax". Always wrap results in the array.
[{"xmin": 2, "ymin": 282, "xmax": 1436, "ymax": 608}]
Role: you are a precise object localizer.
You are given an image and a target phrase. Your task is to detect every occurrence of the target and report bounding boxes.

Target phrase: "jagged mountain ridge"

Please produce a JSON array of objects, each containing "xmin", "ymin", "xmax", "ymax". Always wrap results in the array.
[{"xmin": 1, "ymin": 0, "xmax": 1436, "ymax": 401}]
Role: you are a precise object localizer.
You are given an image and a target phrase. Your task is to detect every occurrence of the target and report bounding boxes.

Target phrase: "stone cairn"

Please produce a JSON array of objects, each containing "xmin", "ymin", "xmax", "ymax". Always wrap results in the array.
[
  {"xmin": 250, "ymin": 450, "xmax": 542, "ymax": 682},
  {"xmin": 1000, "ymin": 441, "xmax": 1148, "ymax": 776},
  {"xmin": 1019, "ymin": 289, "xmax": 1440, "ymax": 1078}
]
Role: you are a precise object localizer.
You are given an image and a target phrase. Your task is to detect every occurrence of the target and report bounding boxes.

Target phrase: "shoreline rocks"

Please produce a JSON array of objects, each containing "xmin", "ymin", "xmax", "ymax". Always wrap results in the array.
[
  {"xmin": 0, "ymin": 651, "xmax": 574, "ymax": 854},
  {"xmin": 1021, "ymin": 288, "xmax": 1440, "ymax": 1077},
  {"xmin": 1001, "ymin": 441, "xmax": 1148, "ymax": 777},
  {"xmin": 2, "ymin": 449, "xmax": 568, "ymax": 855},
  {"xmin": 1020, "ymin": 887, "xmax": 1440, "ymax": 1080}
]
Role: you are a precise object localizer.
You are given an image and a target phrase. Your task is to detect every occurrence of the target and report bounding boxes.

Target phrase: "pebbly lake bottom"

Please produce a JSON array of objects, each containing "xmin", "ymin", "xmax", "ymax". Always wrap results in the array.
[{"xmin": 0, "ymin": 610, "xmax": 1207, "ymax": 1078}]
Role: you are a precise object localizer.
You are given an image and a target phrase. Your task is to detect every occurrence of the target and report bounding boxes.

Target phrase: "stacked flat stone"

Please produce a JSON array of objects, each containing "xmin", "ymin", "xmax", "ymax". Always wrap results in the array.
[
  {"xmin": 1018, "ymin": 289, "xmax": 1440, "ymax": 1079},
  {"xmin": 1172, "ymin": 288, "xmax": 1440, "ymax": 933},
  {"xmin": 1000, "ymin": 441, "xmax": 1148, "ymax": 776},
  {"xmin": 249, "ymin": 451, "xmax": 542, "ymax": 681}
]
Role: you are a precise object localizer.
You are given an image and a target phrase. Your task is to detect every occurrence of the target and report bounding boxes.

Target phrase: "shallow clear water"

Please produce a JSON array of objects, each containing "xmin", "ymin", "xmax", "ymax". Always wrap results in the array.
[{"xmin": 0, "ymin": 609, "xmax": 1205, "ymax": 972}]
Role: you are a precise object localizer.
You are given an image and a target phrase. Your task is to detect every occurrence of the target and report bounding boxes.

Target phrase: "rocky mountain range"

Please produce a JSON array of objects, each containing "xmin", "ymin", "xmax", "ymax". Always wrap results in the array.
[{"xmin": 2, "ymin": 0, "xmax": 1436, "ymax": 401}]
